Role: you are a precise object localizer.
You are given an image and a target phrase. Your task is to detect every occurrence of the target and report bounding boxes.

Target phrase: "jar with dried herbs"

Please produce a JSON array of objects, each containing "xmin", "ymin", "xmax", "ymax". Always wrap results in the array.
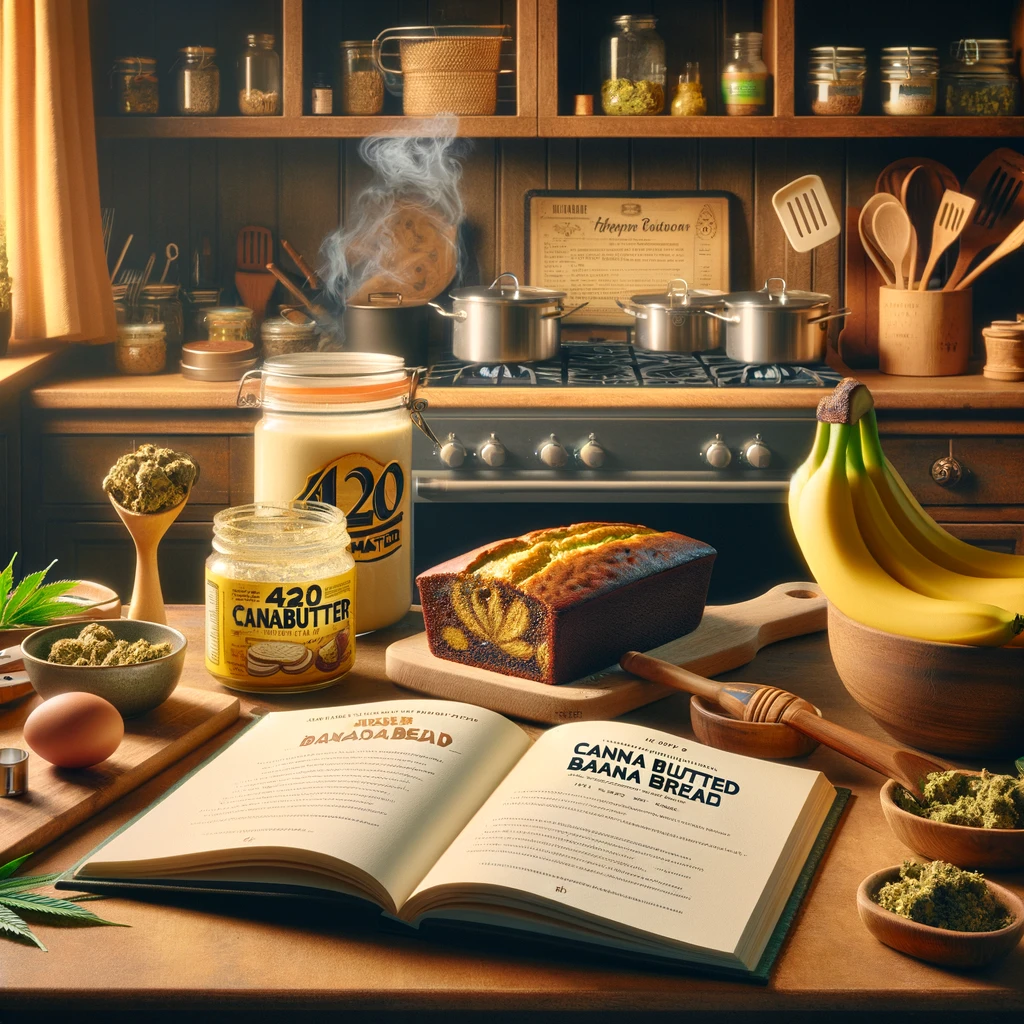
[
  {"xmin": 114, "ymin": 57, "xmax": 159, "ymax": 115},
  {"xmin": 943, "ymin": 38, "xmax": 1020, "ymax": 115},
  {"xmin": 261, "ymin": 317, "xmax": 319, "ymax": 359},
  {"xmin": 670, "ymin": 63, "xmax": 707, "ymax": 116},
  {"xmin": 722, "ymin": 32, "xmax": 769, "ymax": 115},
  {"xmin": 807, "ymin": 46, "xmax": 866, "ymax": 115},
  {"xmin": 600, "ymin": 15, "xmax": 666, "ymax": 115},
  {"xmin": 115, "ymin": 323, "xmax": 167, "ymax": 375},
  {"xmin": 137, "ymin": 284, "xmax": 185, "ymax": 362},
  {"xmin": 880, "ymin": 47, "xmax": 939, "ymax": 115},
  {"xmin": 238, "ymin": 33, "xmax": 281, "ymax": 115},
  {"xmin": 340, "ymin": 41, "xmax": 385, "ymax": 115},
  {"xmin": 203, "ymin": 306, "xmax": 254, "ymax": 342},
  {"xmin": 176, "ymin": 46, "xmax": 220, "ymax": 115}
]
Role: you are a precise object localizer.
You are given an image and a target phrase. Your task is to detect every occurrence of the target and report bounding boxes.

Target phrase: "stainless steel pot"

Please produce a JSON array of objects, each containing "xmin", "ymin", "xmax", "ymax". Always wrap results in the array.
[
  {"xmin": 429, "ymin": 273, "xmax": 587, "ymax": 363},
  {"xmin": 706, "ymin": 278, "xmax": 851, "ymax": 364},
  {"xmin": 615, "ymin": 279, "xmax": 724, "ymax": 352},
  {"xmin": 343, "ymin": 293, "xmax": 429, "ymax": 366}
]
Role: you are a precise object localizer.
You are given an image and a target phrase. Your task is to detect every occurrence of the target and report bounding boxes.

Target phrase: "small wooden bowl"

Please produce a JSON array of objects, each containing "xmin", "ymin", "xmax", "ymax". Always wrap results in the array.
[
  {"xmin": 689, "ymin": 695, "xmax": 820, "ymax": 759},
  {"xmin": 828, "ymin": 604, "xmax": 1024, "ymax": 757},
  {"xmin": 880, "ymin": 778, "xmax": 1024, "ymax": 870},
  {"xmin": 857, "ymin": 865, "xmax": 1024, "ymax": 968}
]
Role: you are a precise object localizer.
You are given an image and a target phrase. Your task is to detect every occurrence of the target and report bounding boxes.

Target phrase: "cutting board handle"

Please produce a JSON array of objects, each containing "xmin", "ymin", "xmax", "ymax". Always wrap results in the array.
[{"xmin": 721, "ymin": 581, "xmax": 826, "ymax": 648}]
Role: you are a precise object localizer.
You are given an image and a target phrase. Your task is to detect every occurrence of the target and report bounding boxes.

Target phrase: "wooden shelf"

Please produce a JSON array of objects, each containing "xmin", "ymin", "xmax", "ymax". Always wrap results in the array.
[
  {"xmin": 538, "ymin": 115, "xmax": 1024, "ymax": 139},
  {"xmin": 95, "ymin": 116, "xmax": 538, "ymax": 139}
]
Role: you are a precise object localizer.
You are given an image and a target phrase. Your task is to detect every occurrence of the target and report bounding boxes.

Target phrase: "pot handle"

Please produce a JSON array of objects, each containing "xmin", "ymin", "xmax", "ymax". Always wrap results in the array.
[
  {"xmin": 542, "ymin": 301, "xmax": 589, "ymax": 320},
  {"xmin": 703, "ymin": 309, "xmax": 741, "ymax": 324},
  {"xmin": 807, "ymin": 307, "xmax": 853, "ymax": 325},
  {"xmin": 427, "ymin": 301, "xmax": 467, "ymax": 321},
  {"xmin": 614, "ymin": 298, "xmax": 646, "ymax": 320}
]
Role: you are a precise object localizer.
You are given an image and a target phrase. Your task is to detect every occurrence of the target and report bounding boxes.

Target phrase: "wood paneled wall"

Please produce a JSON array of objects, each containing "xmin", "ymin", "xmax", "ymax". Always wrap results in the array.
[{"xmin": 97, "ymin": 134, "xmax": 1024, "ymax": 330}]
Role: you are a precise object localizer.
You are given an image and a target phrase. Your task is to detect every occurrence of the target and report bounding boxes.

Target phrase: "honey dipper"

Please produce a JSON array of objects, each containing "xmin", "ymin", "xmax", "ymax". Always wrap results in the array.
[{"xmin": 620, "ymin": 651, "xmax": 954, "ymax": 801}]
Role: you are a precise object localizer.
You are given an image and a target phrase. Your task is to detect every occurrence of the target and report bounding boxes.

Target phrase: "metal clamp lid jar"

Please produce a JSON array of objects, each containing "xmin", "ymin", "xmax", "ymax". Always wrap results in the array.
[
  {"xmin": 880, "ymin": 47, "xmax": 939, "ymax": 115},
  {"xmin": 429, "ymin": 272, "xmax": 588, "ymax": 364},
  {"xmin": 807, "ymin": 46, "xmax": 866, "ymax": 115},
  {"xmin": 616, "ymin": 278, "xmax": 724, "ymax": 352},
  {"xmin": 706, "ymin": 278, "xmax": 851, "ymax": 364},
  {"xmin": 942, "ymin": 39, "xmax": 1019, "ymax": 115}
]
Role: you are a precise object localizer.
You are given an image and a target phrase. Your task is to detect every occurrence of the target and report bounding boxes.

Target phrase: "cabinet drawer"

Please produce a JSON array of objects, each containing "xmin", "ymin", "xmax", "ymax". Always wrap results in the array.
[
  {"xmin": 882, "ymin": 437, "xmax": 1024, "ymax": 506},
  {"xmin": 40, "ymin": 436, "xmax": 229, "ymax": 506},
  {"xmin": 938, "ymin": 522, "xmax": 1024, "ymax": 556}
]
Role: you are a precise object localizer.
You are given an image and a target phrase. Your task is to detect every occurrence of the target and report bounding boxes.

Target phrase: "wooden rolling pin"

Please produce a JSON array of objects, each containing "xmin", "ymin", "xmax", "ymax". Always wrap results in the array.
[{"xmin": 620, "ymin": 651, "xmax": 954, "ymax": 802}]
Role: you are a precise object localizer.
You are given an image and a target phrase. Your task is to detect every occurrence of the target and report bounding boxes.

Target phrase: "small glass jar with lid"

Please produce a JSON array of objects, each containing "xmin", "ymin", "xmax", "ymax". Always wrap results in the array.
[
  {"xmin": 722, "ymin": 32, "xmax": 770, "ymax": 115},
  {"xmin": 670, "ymin": 62, "xmax": 707, "ymax": 116},
  {"xmin": 204, "ymin": 501, "xmax": 356, "ymax": 694},
  {"xmin": 115, "ymin": 323, "xmax": 166, "ymax": 375},
  {"xmin": 186, "ymin": 288, "xmax": 223, "ymax": 341},
  {"xmin": 137, "ymin": 283, "xmax": 185, "ymax": 361},
  {"xmin": 880, "ymin": 47, "xmax": 939, "ymax": 115},
  {"xmin": 943, "ymin": 39, "xmax": 1019, "ymax": 115},
  {"xmin": 807, "ymin": 46, "xmax": 866, "ymax": 115},
  {"xmin": 176, "ymin": 46, "xmax": 220, "ymax": 115},
  {"xmin": 340, "ymin": 41, "xmax": 385, "ymax": 115},
  {"xmin": 600, "ymin": 15, "xmax": 667, "ymax": 115},
  {"xmin": 261, "ymin": 317, "xmax": 320, "ymax": 359},
  {"xmin": 203, "ymin": 306, "xmax": 254, "ymax": 342},
  {"xmin": 113, "ymin": 57, "xmax": 159, "ymax": 114},
  {"xmin": 238, "ymin": 33, "xmax": 281, "ymax": 115}
]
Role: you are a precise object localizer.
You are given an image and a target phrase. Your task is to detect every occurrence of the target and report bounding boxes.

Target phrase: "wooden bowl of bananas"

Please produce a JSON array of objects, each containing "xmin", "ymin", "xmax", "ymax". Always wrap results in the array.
[{"xmin": 790, "ymin": 378, "xmax": 1024, "ymax": 758}]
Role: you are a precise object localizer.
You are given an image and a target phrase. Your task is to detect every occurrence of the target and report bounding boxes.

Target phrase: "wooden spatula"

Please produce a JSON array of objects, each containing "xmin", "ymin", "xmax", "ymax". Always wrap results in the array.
[
  {"xmin": 771, "ymin": 174, "xmax": 841, "ymax": 253},
  {"xmin": 919, "ymin": 191, "xmax": 976, "ymax": 291},
  {"xmin": 945, "ymin": 148, "xmax": 1024, "ymax": 290},
  {"xmin": 235, "ymin": 225, "xmax": 277, "ymax": 323},
  {"xmin": 955, "ymin": 217, "xmax": 1024, "ymax": 291}
]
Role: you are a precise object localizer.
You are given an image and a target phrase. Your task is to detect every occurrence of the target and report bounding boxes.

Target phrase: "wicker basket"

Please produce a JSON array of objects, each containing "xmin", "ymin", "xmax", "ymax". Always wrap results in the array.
[
  {"xmin": 399, "ymin": 35, "xmax": 503, "ymax": 73},
  {"xmin": 403, "ymin": 69, "xmax": 498, "ymax": 116}
]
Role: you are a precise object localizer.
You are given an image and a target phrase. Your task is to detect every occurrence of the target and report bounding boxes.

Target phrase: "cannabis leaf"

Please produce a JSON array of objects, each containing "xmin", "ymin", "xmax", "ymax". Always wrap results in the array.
[
  {"xmin": 0, "ymin": 553, "xmax": 83, "ymax": 627},
  {"xmin": 0, "ymin": 853, "xmax": 127, "ymax": 951}
]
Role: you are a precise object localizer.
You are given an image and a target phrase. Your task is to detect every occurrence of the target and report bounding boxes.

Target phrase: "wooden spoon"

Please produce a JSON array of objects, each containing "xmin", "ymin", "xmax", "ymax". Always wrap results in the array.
[
  {"xmin": 876, "ymin": 157, "xmax": 959, "ymax": 201},
  {"xmin": 858, "ymin": 194, "xmax": 901, "ymax": 286},
  {"xmin": 900, "ymin": 165, "xmax": 948, "ymax": 289},
  {"xmin": 955, "ymin": 217, "xmax": 1024, "ymax": 291},
  {"xmin": 619, "ymin": 651, "xmax": 954, "ymax": 802},
  {"xmin": 919, "ymin": 191, "xmax": 976, "ymax": 291},
  {"xmin": 872, "ymin": 203, "xmax": 913, "ymax": 289}
]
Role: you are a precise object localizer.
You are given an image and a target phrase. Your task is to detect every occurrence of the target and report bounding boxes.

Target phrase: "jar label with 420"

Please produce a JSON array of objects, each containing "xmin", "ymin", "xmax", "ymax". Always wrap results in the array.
[
  {"xmin": 205, "ymin": 569, "xmax": 356, "ymax": 689},
  {"xmin": 296, "ymin": 452, "xmax": 406, "ymax": 563}
]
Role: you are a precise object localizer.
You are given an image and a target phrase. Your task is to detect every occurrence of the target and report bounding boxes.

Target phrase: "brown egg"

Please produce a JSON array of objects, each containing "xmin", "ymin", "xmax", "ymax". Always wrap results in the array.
[{"xmin": 23, "ymin": 692, "xmax": 124, "ymax": 768}]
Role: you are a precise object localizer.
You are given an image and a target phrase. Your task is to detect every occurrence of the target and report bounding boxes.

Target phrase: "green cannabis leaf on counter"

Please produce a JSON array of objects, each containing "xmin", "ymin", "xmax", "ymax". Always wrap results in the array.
[
  {"xmin": 0, "ymin": 853, "xmax": 127, "ymax": 951},
  {"xmin": 0, "ymin": 553, "xmax": 81, "ymax": 627}
]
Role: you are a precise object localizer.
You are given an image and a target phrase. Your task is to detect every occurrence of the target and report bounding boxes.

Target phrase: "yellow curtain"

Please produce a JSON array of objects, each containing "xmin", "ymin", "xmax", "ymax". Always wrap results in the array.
[{"xmin": 2, "ymin": 0, "xmax": 115, "ymax": 343}]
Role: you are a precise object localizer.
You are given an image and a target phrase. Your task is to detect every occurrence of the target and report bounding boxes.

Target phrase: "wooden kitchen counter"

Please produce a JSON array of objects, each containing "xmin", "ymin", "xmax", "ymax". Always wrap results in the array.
[
  {"xmin": 0, "ymin": 342, "xmax": 66, "ymax": 404},
  {"xmin": 3, "ymin": 606, "xmax": 1023, "ymax": 1021},
  {"xmin": 26, "ymin": 367, "xmax": 1024, "ymax": 412}
]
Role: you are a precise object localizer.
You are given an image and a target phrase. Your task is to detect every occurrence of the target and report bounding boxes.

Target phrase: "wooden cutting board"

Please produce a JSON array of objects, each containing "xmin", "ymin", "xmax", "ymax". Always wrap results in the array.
[
  {"xmin": 0, "ymin": 686, "xmax": 240, "ymax": 864},
  {"xmin": 386, "ymin": 583, "xmax": 825, "ymax": 724}
]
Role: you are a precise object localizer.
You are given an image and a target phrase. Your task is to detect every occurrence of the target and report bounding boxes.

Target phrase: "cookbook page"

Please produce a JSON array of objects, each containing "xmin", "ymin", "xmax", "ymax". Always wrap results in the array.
[
  {"xmin": 409, "ymin": 721, "xmax": 826, "ymax": 954},
  {"xmin": 79, "ymin": 700, "xmax": 530, "ymax": 911}
]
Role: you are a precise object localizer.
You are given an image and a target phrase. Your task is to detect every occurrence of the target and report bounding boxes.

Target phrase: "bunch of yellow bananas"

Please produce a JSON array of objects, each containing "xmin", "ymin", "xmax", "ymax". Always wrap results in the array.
[{"xmin": 790, "ymin": 381, "xmax": 1024, "ymax": 647}]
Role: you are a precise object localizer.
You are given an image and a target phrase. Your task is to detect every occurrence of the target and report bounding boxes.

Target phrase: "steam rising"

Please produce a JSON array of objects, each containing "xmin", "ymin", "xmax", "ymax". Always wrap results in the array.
[{"xmin": 320, "ymin": 117, "xmax": 466, "ymax": 309}]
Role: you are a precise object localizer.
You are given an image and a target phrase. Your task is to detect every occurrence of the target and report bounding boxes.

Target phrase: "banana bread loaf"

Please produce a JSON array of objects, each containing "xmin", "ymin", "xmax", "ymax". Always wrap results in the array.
[{"xmin": 416, "ymin": 522, "xmax": 715, "ymax": 685}]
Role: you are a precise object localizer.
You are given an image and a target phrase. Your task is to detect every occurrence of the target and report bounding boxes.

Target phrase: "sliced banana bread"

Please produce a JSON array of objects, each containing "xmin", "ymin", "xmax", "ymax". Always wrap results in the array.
[{"xmin": 416, "ymin": 522, "xmax": 715, "ymax": 684}]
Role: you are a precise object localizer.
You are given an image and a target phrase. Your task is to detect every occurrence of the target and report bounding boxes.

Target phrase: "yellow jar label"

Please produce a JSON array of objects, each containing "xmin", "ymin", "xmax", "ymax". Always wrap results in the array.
[
  {"xmin": 294, "ymin": 451, "xmax": 406, "ymax": 563},
  {"xmin": 204, "ymin": 569, "xmax": 356, "ymax": 688}
]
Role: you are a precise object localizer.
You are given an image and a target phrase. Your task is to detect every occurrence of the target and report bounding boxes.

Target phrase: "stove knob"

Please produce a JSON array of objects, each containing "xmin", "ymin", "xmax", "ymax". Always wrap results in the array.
[
  {"xmin": 438, "ymin": 433, "xmax": 466, "ymax": 469},
  {"xmin": 702, "ymin": 434, "xmax": 732, "ymax": 470},
  {"xmin": 478, "ymin": 433, "xmax": 506, "ymax": 467},
  {"xmin": 743, "ymin": 434, "xmax": 772, "ymax": 470},
  {"xmin": 538, "ymin": 434, "xmax": 569, "ymax": 469},
  {"xmin": 577, "ymin": 434, "xmax": 606, "ymax": 469}
]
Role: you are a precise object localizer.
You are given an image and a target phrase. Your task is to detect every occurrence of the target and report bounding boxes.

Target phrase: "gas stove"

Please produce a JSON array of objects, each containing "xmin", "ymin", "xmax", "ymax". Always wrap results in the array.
[{"xmin": 423, "ymin": 343, "xmax": 843, "ymax": 389}]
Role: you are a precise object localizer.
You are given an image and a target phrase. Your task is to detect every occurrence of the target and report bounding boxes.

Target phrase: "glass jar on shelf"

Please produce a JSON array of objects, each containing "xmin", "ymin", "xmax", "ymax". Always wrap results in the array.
[
  {"xmin": 722, "ymin": 32, "xmax": 769, "ymax": 116},
  {"xmin": 261, "ymin": 317, "xmax": 320, "ymax": 359},
  {"xmin": 137, "ymin": 283, "xmax": 185, "ymax": 362},
  {"xmin": 943, "ymin": 39, "xmax": 1019, "ymax": 115},
  {"xmin": 186, "ymin": 288, "xmax": 223, "ymax": 341},
  {"xmin": 176, "ymin": 46, "xmax": 220, "ymax": 115},
  {"xmin": 340, "ymin": 41, "xmax": 385, "ymax": 115},
  {"xmin": 880, "ymin": 47, "xmax": 939, "ymax": 115},
  {"xmin": 113, "ymin": 57, "xmax": 159, "ymax": 115},
  {"xmin": 238, "ymin": 33, "xmax": 281, "ymax": 115},
  {"xmin": 807, "ymin": 46, "xmax": 866, "ymax": 115},
  {"xmin": 670, "ymin": 62, "xmax": 707, "ymax": 116},
  {"xmin": 203, "ymin": 306, "xmax": 254, "ymax": 342},
  {"xmin": 115, "ymin": 323, "xmax": 167, "ymax": 375},
  {"xmin": 600, "ymin": 15, "xmax": 667, "ymax": 116}
]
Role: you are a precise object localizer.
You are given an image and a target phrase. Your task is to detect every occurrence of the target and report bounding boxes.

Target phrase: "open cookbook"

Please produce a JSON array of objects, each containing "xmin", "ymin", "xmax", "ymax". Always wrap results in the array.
[{"xmin": 59, "ymin": 700, "xmax": 847, "ymax": 980}]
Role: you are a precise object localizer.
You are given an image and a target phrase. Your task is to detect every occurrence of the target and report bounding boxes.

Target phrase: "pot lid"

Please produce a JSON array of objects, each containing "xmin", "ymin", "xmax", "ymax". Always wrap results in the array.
[
  {"xmin": 450, "ymin": 272, "xmax": 566, "ymax": 305},
  {"xmin": 629, "ymin": 278, "xmax": 724, "ymax": 310},
  {"xmin": 723, "ymin": 278, "xmax": 831, "ymax": 309}
]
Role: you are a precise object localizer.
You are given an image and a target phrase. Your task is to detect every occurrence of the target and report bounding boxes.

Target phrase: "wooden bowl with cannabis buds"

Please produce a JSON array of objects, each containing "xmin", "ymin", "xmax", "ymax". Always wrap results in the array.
[
  {"xmin": 880, "ymin": 771, "xmax": 1024, "ymax": 870},
  {"xmin": 857, "ymin": 862, "xmax": 1024, "ymax": 968}
]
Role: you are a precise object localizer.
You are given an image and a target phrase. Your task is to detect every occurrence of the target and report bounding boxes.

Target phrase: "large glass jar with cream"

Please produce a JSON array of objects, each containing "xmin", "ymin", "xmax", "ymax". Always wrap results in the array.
[{"xmin": 244, "ymin": 353, "xmax": 415, "ymax": 632}]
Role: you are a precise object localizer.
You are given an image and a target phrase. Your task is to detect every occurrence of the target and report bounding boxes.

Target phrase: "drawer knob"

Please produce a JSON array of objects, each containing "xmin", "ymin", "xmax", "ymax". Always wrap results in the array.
[{"xmin": 931, "ymin": 454, "xmax": 963, "ymax": 488}]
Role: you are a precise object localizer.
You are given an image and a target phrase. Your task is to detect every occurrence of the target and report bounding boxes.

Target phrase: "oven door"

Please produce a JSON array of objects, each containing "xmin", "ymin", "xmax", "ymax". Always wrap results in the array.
[{"xmin": 411, "ymin": 409, "xmax": 816, "ymax": 603}]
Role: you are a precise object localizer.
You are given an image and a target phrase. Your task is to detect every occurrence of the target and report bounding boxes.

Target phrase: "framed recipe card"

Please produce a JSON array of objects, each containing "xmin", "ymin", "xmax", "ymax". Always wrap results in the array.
[{"xmin": 525, "ymin": 191, "xmax": 732, "ymax": 326}]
